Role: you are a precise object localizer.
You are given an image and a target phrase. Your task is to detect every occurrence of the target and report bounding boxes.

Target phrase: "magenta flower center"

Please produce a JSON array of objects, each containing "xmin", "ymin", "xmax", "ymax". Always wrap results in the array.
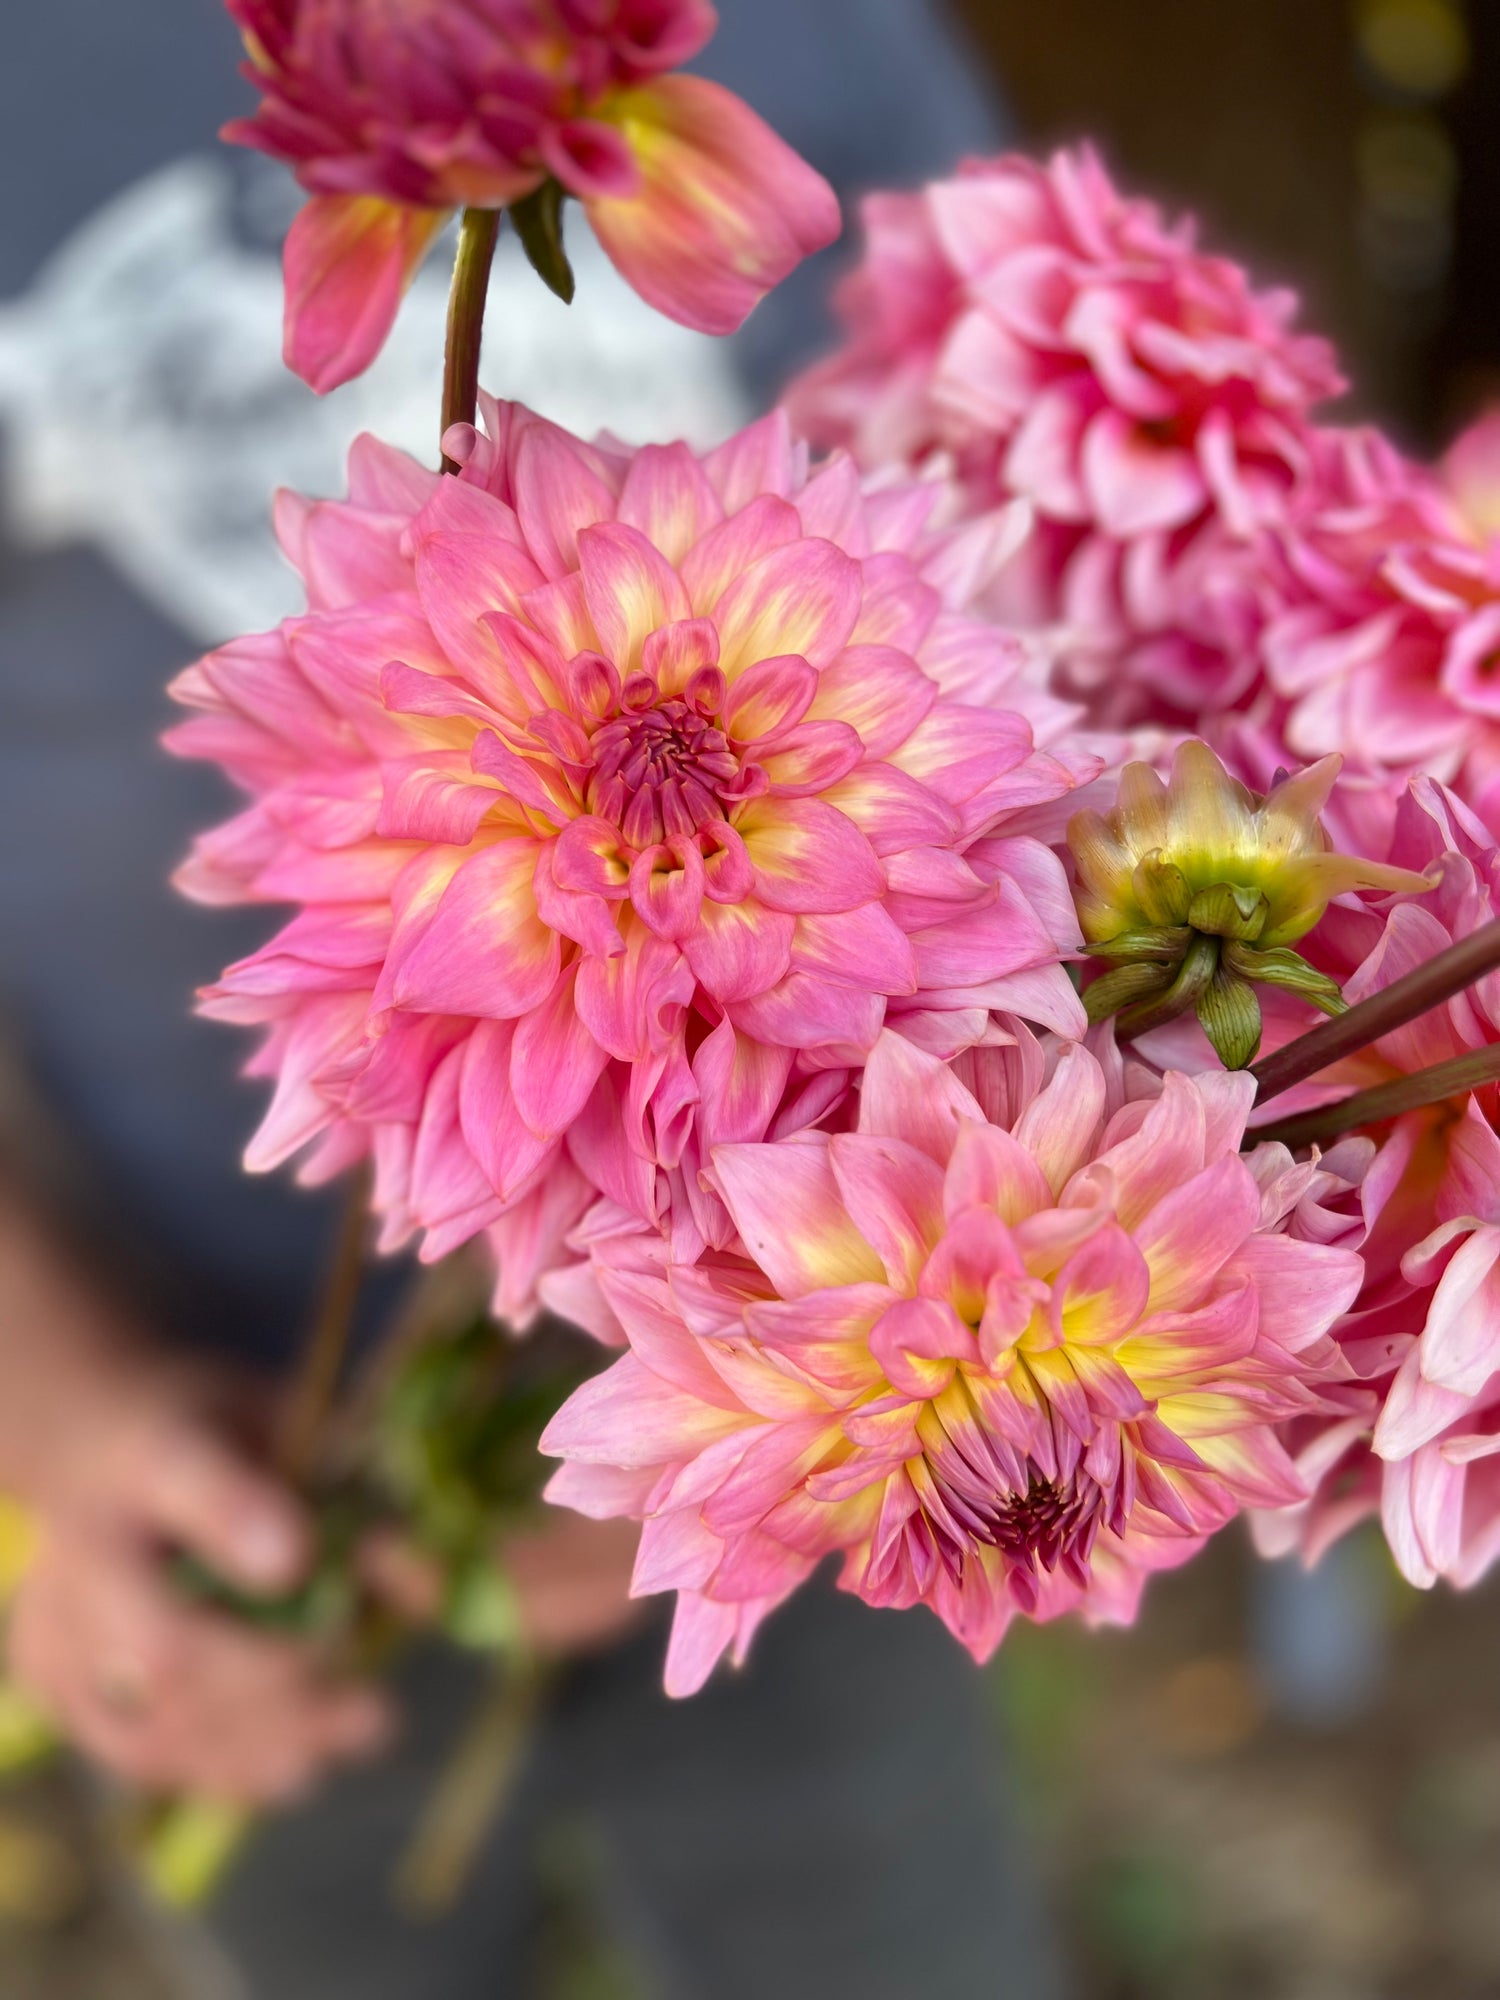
[
  {"xmin": 590, "ymin": 699, "xmax": 742, "ymax": 846},
  {"xmin": 988, "ymin": 1470, "xmax": 1103, "ymax": 1592},
  {"xmin": 575, "ymin": 662, "xmax": 772, "ymax": 852}
]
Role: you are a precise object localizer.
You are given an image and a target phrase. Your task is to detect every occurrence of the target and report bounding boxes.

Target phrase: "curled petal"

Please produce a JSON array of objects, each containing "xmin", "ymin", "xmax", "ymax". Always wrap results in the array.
[
  {"xmin": 588, "ymin": 76, "xmax": 841, "ymax": 335},
  {"xmin": 283, "ymin": 195, "xmax": 450, "ymax": 395}
]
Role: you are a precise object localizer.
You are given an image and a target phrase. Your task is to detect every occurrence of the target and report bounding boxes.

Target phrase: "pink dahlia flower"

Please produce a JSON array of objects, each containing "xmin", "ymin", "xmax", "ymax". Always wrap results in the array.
[
  {"xmin": 1255, "ymin": 421, "xmax": 1500, "ymax": 832},
  {"xmin": 785, "ymin": 145, "xmax": 1343, "ymax": 725},
  {"xmin": 167, "ymin": 401, "xmax": 1093, "ymax": 1313},
  {"xmin": 1240, "ymin": 780, "xmax": 1500, "ymax": 1587},
  {"xmin": 540, "ymin": 1030, "xmax": 1361, "ymax": 1692},
  {"xmin": 222, "ymin": 0, "xmax": 840, "ymax": 390}
]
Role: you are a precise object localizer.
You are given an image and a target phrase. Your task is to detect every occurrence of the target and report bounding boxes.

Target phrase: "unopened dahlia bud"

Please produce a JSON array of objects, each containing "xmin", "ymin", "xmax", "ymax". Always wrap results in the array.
[{"xmin": 1068, "ymin": 743, "xmax": 1428, "ymax": 1066}]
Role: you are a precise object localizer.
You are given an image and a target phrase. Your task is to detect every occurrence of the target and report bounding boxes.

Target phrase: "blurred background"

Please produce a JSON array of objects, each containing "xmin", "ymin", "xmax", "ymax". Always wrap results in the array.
[{"xmin": 3, "ymin": 1, "xmax": 1500, "ymax": 1996}]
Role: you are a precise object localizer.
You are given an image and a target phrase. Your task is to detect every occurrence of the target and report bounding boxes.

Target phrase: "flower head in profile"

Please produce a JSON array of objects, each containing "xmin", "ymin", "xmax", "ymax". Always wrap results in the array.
[
  {"xmin": 785, "ymin": 145, "xmax": 1343, "ymax": 725},
  {"xmin": 1069, "ymin": 741, "xmax": 1428, "ymax": 1067},
  {"xmin": 540, "ymin": 1031, "xmax": 1361, "ymax": 1693},
  {"xmin": 167, "ymin": 401, "xmax": 1091, "ymax": 1314},
  {"xmin": 222, "ymin": 0, "xmax": 841, "ymax": 390}
]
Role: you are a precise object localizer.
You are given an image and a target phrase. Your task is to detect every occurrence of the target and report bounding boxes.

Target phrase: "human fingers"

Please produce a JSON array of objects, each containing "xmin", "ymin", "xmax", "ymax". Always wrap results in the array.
[
  {"xmin": 112, "ymin": 1407, "xmax": 311, "ymax": 1597},
  {"xmin": 9, "ymin": 1530, "xmax": 388, "ymax": 1802},
  {"xmin": 502, "ymin": 1512, "xmax": 645, "ymax": 1658}
]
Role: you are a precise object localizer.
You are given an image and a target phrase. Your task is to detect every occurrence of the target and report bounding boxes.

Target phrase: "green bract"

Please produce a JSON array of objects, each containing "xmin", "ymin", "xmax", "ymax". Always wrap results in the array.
[{"xmin": 1069, "ymin": 743, "xmax": 1429, "ymax": 1067}]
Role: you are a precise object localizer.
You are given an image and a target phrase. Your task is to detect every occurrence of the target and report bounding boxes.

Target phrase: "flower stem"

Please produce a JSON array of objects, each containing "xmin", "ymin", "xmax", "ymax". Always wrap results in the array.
[
  {"xmin": 1252, "ymin": 1042, "xmax": 1500, "ymax": 1151},
  {"xmin": 276, "ymin": 1164, "xmax": 372, "ymax": 1489},
  {"xmin": 1249, "ymin": 917, "xmax": 1500, "ymax": 1105},
  {"xmin": 391, "ymin": 1652, "xmax": 548, "ymax": 1917},
  {"xmin": 440, "ymin": 207, "xmax": 501, "ymax": 472}
]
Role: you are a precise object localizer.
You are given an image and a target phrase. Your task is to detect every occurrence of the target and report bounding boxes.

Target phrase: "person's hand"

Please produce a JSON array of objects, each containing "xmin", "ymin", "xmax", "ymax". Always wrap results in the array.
[
  {"xmin": 8, "ymin": 1360, "xmax": 391, "ymax": 1805},
  {"xmin": 502, "ymin": 1510, "xmax": 645, "ymax": 1659}
]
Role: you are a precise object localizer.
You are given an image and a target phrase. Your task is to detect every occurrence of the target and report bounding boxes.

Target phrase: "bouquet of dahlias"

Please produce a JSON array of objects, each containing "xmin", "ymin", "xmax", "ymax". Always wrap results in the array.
[{"xmin": 124, "ymin": 0, "xmax": 1500, "ymax": 1903}]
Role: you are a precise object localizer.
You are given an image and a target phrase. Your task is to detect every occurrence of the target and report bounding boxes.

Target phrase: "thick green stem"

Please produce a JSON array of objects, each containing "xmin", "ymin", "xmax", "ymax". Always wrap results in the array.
[
  {"xmin": 440, "ymin": 208, "xmax": 501, "ymax": 472},
  {"xmin": 1249, "ymin": 917, "xmax": 1500, "ymax": 1105},
  {"xmin": 1252, "ymin": 1043, "xmax": 1500, "ymax": 1151}
]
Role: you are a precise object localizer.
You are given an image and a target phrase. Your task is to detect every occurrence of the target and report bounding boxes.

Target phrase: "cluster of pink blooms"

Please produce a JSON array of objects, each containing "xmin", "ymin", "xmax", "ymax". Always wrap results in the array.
[
  {"xmin": 788, "ymin": 144, "xmax": 1500, "ymax": 833},
  {"xmin": 169, "ymin": 399, "xmax": 1090, "ymax": 1320},
  {"xmin": 188, "ymin": 0, "xmax": 1500, "ymax": 1691}
]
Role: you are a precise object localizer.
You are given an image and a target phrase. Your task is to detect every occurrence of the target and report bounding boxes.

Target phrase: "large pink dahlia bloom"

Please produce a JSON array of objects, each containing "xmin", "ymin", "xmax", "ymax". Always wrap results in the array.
[
  {"xmin": 168, "ymin": 401, "xmax": 1092, "ymax": 1312},
  {"xmin": 540, "ymin": 1031, "xmax": 1361, "ymax": 1693},
  {"xmin": 785, "ymin": 145, "xmax": 1343, "ymax": 726},
  {"xmin": 222, "ymin": 0, "xmax": 840, "ymax": 389}
]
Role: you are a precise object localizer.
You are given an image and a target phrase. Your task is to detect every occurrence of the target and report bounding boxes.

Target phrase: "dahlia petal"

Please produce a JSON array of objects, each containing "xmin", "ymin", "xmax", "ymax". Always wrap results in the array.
[
  {"xmin": 574, "ymin": 925, "xmax": 693, "ymax": 1061},
  {"xmin": 386, "ymin": 840, "xmax": 559, "ymax": 1019},
  {"xmin": 857, "ymin": 1032, "xmax": 985, "ymax": 1162},
  {"xmin": 508, "ymin": 967, "xmax": 610, "ymax": 1140},
  {"xmin": 742, "ymin": 1284, "xmax": 894, "ymax": 1393},
  {"xmin": 713, "ymin": 539, "xmax": 863, "ymax": 677},
  {"xmin": 691, "ymin": 1019, "xmax": 793, "ymax": 1150},
  {"xmin": 629, "ymin": 840, "xmax": 706, "ymax": 940},
  {"xmin": 758, "ymin": 721, "xmax": 865, "ymax": 796},
  {"xmin": 627, "ymin": 1509, "xmax": 720, "ymax": 1596},
  {"xmin": 711, "ymin": 1139, "xmax": 885, "ymax": 1297},
  {"xmin": 533, "ymin": 844, "xmax": 626, "ymax": 960},
  {"xmin": 376, "ymin": 752, "xmax": 503, "ymax": 846},
  {"xmin": 909, "ymin": 874, "xmax": 1055, "ymax": 990},
  {"xmin": 282, "ymin": 194, "xmax": 449, "ymax": 394},
  {"xmin": 1049, "ymin": 1221, "xmax": 1154, "ymax": 1347},
  {"xmin": 869, "ymin": 1296, "xmax": 978, "ymax": 1398},
  {"xmin": 458, "ymin": 1020, "xmax": 555, "ymax": 1200},
  {"xmin": 1221, "ymin": 1236, "xmax": 1364, "ymax": 1353},
  {"xmin": 889, "ymin": 705, "xmax": 1033, "ymax": 809},
  {"xmin": 595, "ymin": 1266, "xmax": 747, "ymax": 1409},
  {"xmin": 680, "ymin": 495, "xmax": 803, "ymax": 613},
  {"xmin": 577, "ymin": 521, "xmax": 691, "ymax": 670},
  {"xmin": 1077, "ymin": 1071, "xmax": 1211, "ymax": 1232},
  {"xmin": 726, "ymin": 971, "xmax": 884, "ymax": 1058},
  {"xmin": 723, "ymin": 654, "xmax": 818, "ymax": 743},
  {"xmin": 1003, "ymin": 381, "xmax": 1092, "ymax": 520},
  {"xmin": 700, "ymin": 1417, "xmax": 842, "ymax": 1537},
  {"xmin": 1374, "ymin": 1348, "xmax": 1478, "ymax": 1461},
  {"xmin": 662, "ymin": 1594, "xmax": 741, "ymax": 1697},
  {"xmin": 1134, "ymin": 1156, "xmax": 1263, "ymax": 1313},
  {"xmin": 827, "ymin": 1133, "xmax": 947, "ymax": 1289},
  {"xmin": 736, "ymin": 797, "xmax": 885, "ymax": 914},
  {"xmin": 807, "ymin": 646, "xmax": 938, "ymax": 759},
  {"xmin": 1411, "ymin": 1226, "xmax": 1500, "ymax": 1397},
  {"xmin": 1014, "ymin": 1044, "xmax": 1107, "ymax": 1197},
  {"xmin": 790, "ymin": 905, "xmax": 918, "ymax": 996},
  {"xmin": 616, "ymin": 442, "xmax": 725, "ymax": 566},
  {"xmin": 943, "ymin": 1121, "xmax": 1054, "ymax": 1226},
  {"xmin": 823, "ymin": 766, "xmax": 962, "ymax": 856},
  {"xmin": 513, "ymin": 420, "xmax": 620, "ymax": 578},
  {"xmin": 541, "ymin": 1352, "xmax": 748, "ymax": 1467},
  {"xmin": 682, "ymin": 898, "xmax": 794, "ymax": 1002},
  {"xmin": 543, "ymin": 1459, "xmax": 659, "ymax": 1518},
  {"xmin": 587, "ymin": 75, "xmax": 840, "ymax": 336},
  {"xmin": 1080, "ymin": 408, "xmax": 1206, "ymax": 537}
]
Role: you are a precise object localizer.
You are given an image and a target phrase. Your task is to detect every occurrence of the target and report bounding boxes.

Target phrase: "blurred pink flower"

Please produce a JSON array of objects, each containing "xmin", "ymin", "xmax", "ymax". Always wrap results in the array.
[
  {"xmin": 785, "ymin": 145, "xmax": 1343, "ymax": 725},
  {"xmin": 1252, "ymin": 425, "xmax": 1500, "ymax": 826},
  {"xmin": 222, "ymin": 0, "xmax": 840, "ymax": 389},
  {"xmin": 541, "ymin": 1030, "xmax": 1360, "ymax": 1693},
  {"xmin": 167, "ymin": 401, "xmax": 1093, "ymax": 1315}
]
